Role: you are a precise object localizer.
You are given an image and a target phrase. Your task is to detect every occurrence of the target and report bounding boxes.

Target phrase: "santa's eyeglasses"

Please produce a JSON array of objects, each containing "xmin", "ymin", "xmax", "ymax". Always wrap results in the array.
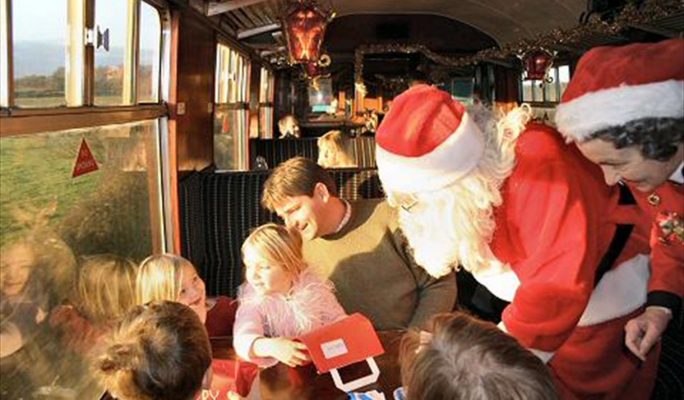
[{"xmin": 387, "ymin": 193, "xmax": 419, "ymax": 213}]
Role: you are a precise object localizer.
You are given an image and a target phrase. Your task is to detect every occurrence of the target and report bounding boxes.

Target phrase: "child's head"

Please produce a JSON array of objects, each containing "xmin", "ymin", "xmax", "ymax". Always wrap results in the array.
[
  {"xmin": 76, "ymin": 254, "xmax": 137, "ymax": 325},
  {"xmin": 317, "ymin": 130, "xmax": 356, "ymax": 169},
  {"xmin": 96, "ymin": 300, "xmax": 212, "ymax": 400},
  {"xmin": 0, "ymin": 238, "xmax": 37, "ymax": 298},
  {"xmin": 400, "ymin": 312, "xmax": 558, "ymax": 400},
  {"xmin": 278, "ymin": 115, "xmax": 301, "ymax": 138},
  {"xmin": 241, "ymin": 223, "xmax": 306, "ymax": 295},
  {"xmin": 136, "ymin": 254, "xmax": 207, "ymax": 323}
]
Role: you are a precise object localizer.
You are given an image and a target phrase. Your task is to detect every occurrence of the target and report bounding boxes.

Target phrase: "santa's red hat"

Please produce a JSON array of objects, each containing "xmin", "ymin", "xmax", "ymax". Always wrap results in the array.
[
  {"xmin": 555, "ymin": 39, "xmax": 684, "ymax": 141},
  {"xmin": 375, "ymin": 84, "xmax": 485, "ymax": 193}
]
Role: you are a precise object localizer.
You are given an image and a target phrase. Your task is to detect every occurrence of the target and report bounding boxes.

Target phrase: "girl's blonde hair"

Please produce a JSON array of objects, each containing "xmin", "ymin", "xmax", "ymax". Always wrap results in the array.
[
  {"xmin": 96, "ymin": 301, "xmax": 211, "ymax": 400},
  {"xmin": 136, "ymin": 254, "xmax": 196, "ymax": 305},
  {"xmin": 317, "ymin": 130, "xmax": 357, "ymax": 168},
  {"xmin": 241, "ymin": 223, "xmax": 306, "ymax": 276},
  {"xmin": 76, "ymin": 254, "xmax": 137, "ymax": 324}
]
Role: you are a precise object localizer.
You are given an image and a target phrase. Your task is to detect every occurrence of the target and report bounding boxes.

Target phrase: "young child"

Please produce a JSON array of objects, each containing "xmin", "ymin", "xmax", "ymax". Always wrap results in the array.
[
  {"xmin": 50, "ymin": 254, "xmax": 138, "ymax": 355},
  {"xmin": 0, "ymin": 237, "xmax": 46, "ymax": 358},
  {"xmin": 95, "ymin": 300, "xmax": 212, "ymax": 400},
  {"xmin": 136, "ymin": 254, "xmax": 236, "ymax": 337},
  {"xmin": 234, "ymin": 223, "xmax": 346, "ymax": 368},
  {"xmin": 400, "ymin": 311, "xmax": 558, "ymax": 400}
]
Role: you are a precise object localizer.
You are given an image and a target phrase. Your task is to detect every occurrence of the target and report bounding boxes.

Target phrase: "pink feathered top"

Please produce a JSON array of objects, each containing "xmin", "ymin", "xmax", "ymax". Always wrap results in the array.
[{"xmin": 233, "ymin": 268, "xmax": 347, "ymax": 367}]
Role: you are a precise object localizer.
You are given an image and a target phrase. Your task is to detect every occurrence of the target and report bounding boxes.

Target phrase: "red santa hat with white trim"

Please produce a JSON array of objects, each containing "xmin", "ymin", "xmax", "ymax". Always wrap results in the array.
[
  {"xmin": 555, "ymin": 39, "xmax": 684, "ymax": 142},
  {"xmin": 375, "ymin": 84, "xmax": 485, "ymax": 193}
]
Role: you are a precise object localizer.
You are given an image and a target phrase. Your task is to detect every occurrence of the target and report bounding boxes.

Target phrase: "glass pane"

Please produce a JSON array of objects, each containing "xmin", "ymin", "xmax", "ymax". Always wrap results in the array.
[
  {"xmin": 12, "ymin": 0, "xmax": 67, "ymax": 107},
  {"xmin": 531, "ymin": 80, "xmax": 544, "ymax": 102},
  {"xmin": 544, "ymin": 68, "xmax": 558, "ymax": 102},
  {"xmin": 0, "ymin": 120, "xmax": 163, "ymax": 398},
  {"xmin": 94, "ymin": 0, "xmax": 131, "ymax": 105},
  {"xmin": 137, "ymin": 1, "xmax": 161, "ymax": 103},
  {"xmin": 521, "ymin": 79, "xmax": 533, "ymax": 102},
  {"xmin": 259, "ymin": 106, "xmax": 273, "ymax": 138},
  {"xmin": 215, "ymin": 44, "xmax": 229, "ymax": 104},
  {"xmin": 214, "ymin": 108, "xmax": 247, "ymax": 170},
  {"xmin": 558, "ymin": 65, "xmax": 570, "ymax": 97}
]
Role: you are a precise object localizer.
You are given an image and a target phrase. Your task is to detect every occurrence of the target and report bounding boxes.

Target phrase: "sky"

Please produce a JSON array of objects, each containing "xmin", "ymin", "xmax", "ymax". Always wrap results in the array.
[
  {"xmin": 11, "ymin": 0, "xmax": 161, "ymax": 77},
  {"xmin": 12, "ymin": 0, "xmax": 160, "ymax": 47}
]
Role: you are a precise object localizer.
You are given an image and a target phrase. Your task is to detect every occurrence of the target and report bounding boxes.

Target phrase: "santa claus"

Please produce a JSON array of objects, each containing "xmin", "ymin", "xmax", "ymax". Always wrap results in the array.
[{"xmin": 375, "ymin": 80, "xmax": 680, "ymax": 398}]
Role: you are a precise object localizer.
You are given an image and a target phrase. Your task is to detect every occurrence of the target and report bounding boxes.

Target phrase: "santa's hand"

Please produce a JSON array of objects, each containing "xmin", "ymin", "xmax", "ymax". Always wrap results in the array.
[
  {"xmin": 263, "ymin": 337, "xmax": 310, "ymax": 367},
  {"xmin": 624, "ymin": 307, "xmax": 672, "ymax": 361}
]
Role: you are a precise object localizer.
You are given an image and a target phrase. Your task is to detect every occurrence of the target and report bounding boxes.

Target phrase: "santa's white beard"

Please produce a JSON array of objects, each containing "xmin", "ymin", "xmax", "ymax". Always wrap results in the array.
[{"xmin": 399, "ymin": 210, "xmax": 460, "ymax": 278}]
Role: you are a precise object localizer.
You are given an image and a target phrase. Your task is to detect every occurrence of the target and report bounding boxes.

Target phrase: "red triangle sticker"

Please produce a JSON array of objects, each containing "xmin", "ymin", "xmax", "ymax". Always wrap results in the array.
[{"xmin": 72, "ymin": 138, "xmax": 99, "ymax": 178}]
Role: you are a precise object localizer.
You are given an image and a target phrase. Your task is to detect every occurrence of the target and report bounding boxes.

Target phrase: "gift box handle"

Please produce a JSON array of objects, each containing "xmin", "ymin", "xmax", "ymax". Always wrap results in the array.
[{"xmin": 330, "ymin": 357, "xmax": 381, "ymax": 393}]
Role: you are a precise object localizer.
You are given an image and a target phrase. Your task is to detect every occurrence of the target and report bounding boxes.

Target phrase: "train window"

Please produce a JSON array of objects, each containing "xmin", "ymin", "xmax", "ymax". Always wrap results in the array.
[
  {"xmin": 0, "ymin": 119, "xmax": 164, "ymax": 399},
  {"xmin": 137, "ymin": 2, "xmax": 161, "ymax": 103},
  {"xmin": 258, "ymin": 66, "xmax": 274, "ymax": 138},
  {"xmin": 520, "ymin": 64, "xmax": 570, "ymax": 104},
  {"xmin": 214, "ymin": 42, "xmax": 250, "ymax": 170},
  {"xmin": 11, "ymin": 0, "xmax": 71, "ymax": 108},
  {"xmin": 94, "ymin": 0, "xmax": 133, "ymax": 105}
]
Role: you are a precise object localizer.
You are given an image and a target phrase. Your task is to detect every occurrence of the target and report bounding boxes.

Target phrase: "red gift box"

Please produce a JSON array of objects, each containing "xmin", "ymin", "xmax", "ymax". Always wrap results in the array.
[{"xmin": 297, "ymin": 313, "xmax": 384, "ymax": 392}]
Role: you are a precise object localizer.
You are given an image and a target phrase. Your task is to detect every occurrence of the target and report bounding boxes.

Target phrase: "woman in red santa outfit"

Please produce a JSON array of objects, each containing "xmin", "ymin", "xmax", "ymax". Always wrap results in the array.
[
  {"xmin": 374, "ymin": 75, "xmax": 681, "ymax": 397},
  {"xmin": 555, "ymin": 39, "xmax": 683, "ymax": 365}
]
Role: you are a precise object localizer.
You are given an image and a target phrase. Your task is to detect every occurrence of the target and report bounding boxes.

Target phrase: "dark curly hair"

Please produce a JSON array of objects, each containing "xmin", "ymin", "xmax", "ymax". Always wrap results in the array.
[{"xmin": 588, "ymin": 117, "xmax": 683, "ymax": 162}]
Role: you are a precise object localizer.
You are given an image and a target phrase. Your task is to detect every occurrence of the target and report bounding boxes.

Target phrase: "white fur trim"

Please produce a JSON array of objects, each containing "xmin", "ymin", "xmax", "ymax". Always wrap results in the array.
[
  {"xmin": 498, "ymin": 321, "xmax": 554, "ymax": 364},
  {"xmin": 376, "ymin": 111, "xmax": 485, "ymax": 193},
  {"xmin": 577, "ymin": 254, "xmax": 649, "ymax": 326},
  {"xmin": 471, "ymin": 249, "xmax": 519, "ymax": 302},
  {"xmin": 472, "ymin": 251, "xmax": 649, "ymax": 327},
  {"xmin": 556, "ymin": 80, "xmax": 684, "ymax": 141}
]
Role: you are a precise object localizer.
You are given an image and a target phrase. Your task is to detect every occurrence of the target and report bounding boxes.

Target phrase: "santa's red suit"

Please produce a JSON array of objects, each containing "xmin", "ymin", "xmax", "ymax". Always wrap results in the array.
[
  {"xmin": 375, "ymin": 82, "xmax": 682, "ymax": 399},
  {"xmin": 485, "ymin": 122, "xmax": 682, "ymax": 399}
]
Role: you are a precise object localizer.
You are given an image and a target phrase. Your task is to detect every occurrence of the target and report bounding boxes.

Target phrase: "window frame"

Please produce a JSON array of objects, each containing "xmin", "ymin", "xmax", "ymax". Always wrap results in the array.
[
  {"xmin": 214, "ymin": 39, "xmax": 251, "ymax": 170},
  {"xmin": 0, "ymin": 0, "xmax": 172, "ymax": 252},
  {"xmin": 0, "ymin": 0, "xmax": 169, "ymax": 137},
  {"xmin": 519, "ymin": 63, "xmax": 570, "ymax": 106}
]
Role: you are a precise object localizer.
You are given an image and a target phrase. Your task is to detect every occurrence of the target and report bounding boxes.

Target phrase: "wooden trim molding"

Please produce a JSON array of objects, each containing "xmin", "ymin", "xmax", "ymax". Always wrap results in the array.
[{"xmin": 0, "ymin": 104, "xmax": 168, "ymax": 137}]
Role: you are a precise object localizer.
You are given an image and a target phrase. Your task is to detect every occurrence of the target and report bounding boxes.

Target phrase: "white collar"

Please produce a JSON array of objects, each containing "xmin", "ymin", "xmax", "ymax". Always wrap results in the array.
[
  {"xmin": 669, "ymin": 161, "xmax": 684, "ymax": 184},
  {"xmin": 333, "ymin": 199, "xmax": 351, "ymax": 234}
]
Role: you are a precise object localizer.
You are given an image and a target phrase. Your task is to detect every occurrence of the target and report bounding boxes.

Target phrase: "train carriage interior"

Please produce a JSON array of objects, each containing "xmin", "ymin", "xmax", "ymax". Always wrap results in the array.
[{"xmin": 0, "ymin": 0, "xmax": 682, "ymax": 398}]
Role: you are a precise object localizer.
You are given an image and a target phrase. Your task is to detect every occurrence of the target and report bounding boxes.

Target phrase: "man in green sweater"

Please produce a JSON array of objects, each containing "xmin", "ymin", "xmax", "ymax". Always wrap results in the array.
[{"xmin": 261, "ymin": 157, "xmax": 456, "ymax": 330}]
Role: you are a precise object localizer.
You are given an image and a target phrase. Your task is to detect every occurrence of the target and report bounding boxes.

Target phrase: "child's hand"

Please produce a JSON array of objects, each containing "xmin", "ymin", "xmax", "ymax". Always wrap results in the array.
[{"xmin": 259, "ymin": 337, "xmax": 310, "ymax": 367}]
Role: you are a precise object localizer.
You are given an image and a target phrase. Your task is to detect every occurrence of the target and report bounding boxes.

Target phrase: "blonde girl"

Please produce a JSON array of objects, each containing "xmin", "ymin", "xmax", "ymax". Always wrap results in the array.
[
  {"xmin": 317, "ymin": 130, "xmax": 357, "ymax": 168},
  {"xmin": 234, "ymin": 223, "xmax": 346, "ymax": 367},
  {"xmin": 136, "ymin": 254, "xmax": 235, "ymax": 337}
]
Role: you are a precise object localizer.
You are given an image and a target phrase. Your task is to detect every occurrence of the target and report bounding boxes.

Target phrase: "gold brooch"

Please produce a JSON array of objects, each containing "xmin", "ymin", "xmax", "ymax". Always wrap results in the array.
[{"xmin": 647, "ymin": 193, "xmax": 661, "ymax": 206}]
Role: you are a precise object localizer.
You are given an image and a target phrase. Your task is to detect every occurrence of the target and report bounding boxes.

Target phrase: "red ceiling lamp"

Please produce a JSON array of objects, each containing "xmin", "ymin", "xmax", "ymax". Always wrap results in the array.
[
  {"xmin": 522, "ymin": 49, "xmax": 554, "ymax": 82},
  {"xmin": 281, "ymin": 0, "xmax": 334, "ymax": 65}
]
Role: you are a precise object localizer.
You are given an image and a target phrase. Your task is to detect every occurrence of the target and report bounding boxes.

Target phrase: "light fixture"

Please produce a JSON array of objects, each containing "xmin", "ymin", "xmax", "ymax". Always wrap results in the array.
[
  {"xmin": 281, "ymin": 0, "xmax": 333, "ymax": 64},
  {"xmin": 522, "ymin": 49, "xmax": 554, "ymax": 82}
]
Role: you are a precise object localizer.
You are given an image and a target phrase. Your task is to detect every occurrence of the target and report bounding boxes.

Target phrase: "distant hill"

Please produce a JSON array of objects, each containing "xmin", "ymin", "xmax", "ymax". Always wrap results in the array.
[{"xmin": 13, "ymin": 41, "xmax": 154, "ymax": 78}]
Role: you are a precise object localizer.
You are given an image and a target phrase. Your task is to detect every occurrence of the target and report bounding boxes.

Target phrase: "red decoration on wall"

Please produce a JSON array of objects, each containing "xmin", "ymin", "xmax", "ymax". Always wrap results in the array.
[
  {"xmin": 282, "ymin": 0, "xmax": 332, "ymax": 64},
  {"xmin": 523, "ymin": 49, "xmax": 554, "ymax": 81},
  {"xmin": 72, "ymin": 138, "xmax": 99, "ymax": 178}
]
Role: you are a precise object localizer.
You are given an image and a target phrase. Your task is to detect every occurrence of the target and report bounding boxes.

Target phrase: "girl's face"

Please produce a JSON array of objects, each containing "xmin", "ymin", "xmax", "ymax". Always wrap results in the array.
[
  {"xmin": 179, "ymin": 263, "xmax": 207, "ymax": 323},
  {"xmin": 243, "ymin": 247, "xmax": 294, "ymax": 295},
  {"xmin": 0, "ymin": 243, "xmax": 34, "ymax": 297}
]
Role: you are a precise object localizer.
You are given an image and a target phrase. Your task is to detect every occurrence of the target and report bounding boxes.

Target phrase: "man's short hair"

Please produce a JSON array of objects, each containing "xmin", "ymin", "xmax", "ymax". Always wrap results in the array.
[
  {"xmin": 400, "ymin": 312, "xmax": 558, "ymax": 400},
  {"xmin": 261, "ymin": 157, "xmax": 338, "ymax": 211},
  {"xmin": 589, "ymin": 117, "xmax": 683, "ymax": 162}
]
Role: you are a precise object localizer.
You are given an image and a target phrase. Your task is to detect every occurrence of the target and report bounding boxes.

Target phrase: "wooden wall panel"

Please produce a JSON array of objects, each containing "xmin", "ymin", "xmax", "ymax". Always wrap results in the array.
[{"xmin": 176, "ymin": 10, "xmax": 215, "ymax": 172}]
